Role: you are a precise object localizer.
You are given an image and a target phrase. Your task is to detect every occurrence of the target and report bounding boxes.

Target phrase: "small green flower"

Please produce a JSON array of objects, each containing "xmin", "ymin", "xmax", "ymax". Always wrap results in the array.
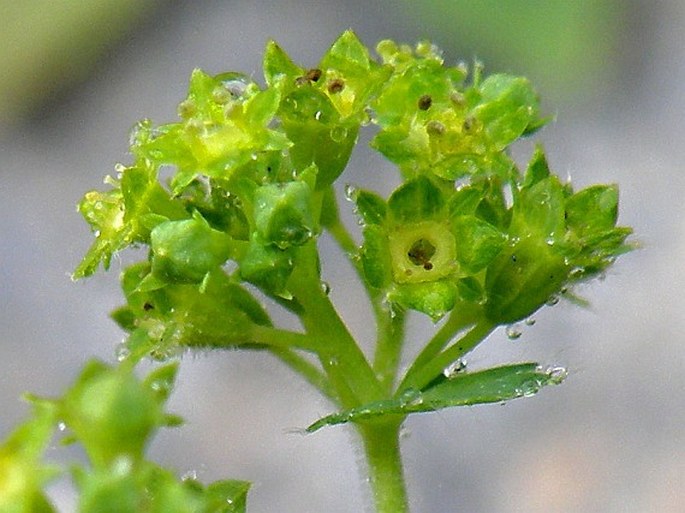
[
  {"xmin": 357, "ymin": 175, "xmax": 506, "ymax": 320},
  {"xmin": 357, "ymin": 145, "xmax": 631, "ymax": 325}
]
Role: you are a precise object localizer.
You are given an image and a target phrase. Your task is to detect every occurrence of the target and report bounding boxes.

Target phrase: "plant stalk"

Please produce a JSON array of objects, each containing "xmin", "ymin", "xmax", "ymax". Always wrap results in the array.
[{"xmin": 358, "ymin": 420, "xmax": 410, "ymax": 513}]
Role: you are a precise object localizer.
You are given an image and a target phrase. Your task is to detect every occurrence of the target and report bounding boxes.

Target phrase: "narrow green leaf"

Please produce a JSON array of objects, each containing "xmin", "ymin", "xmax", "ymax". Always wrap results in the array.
[{"xmin": 307, "ymin": 363, "xmax": 563, "ymax": 432}]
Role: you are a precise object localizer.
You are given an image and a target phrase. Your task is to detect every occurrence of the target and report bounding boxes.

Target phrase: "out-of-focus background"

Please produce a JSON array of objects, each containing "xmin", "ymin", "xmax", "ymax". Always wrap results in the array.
[{"xmin": 1, "ymin": 1, "xmax": 683, "ymax": 511}]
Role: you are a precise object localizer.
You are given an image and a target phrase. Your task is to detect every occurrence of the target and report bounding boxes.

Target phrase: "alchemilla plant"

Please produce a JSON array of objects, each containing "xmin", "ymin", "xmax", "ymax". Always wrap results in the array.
[{"xmin": 1, "ymin": 32, "xmax": 632, "ymax": 512}]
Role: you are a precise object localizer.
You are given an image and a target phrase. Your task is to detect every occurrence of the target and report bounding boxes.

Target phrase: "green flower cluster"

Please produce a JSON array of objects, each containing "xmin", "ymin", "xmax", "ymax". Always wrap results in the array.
[
  {"xmin": 354, "ymin": 146, "xmax": 631, "ymax": 322},
  {"xmin": 74, "ymin": 31, "xmax": 631, "ymax": 359},
  {"xmin": 3, "ymin": 31, "xmax": 634, "ymax": 513}
]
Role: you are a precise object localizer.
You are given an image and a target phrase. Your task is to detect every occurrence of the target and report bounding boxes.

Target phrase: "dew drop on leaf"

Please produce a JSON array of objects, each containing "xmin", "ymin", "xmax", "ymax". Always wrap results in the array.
[
  {"xmin": 546, "ymin": 295, "xmax": 560, "ymax": 307},
  {"xmin": 181, "ymin": 469, "xmax": 198, "ymax": 481},
  {"xmin": 115, "ymin": 342, "xmax": 130, "ymax": 362},
  {"xmin": 344, "ymin": 183, "xmax": 358, "ymax": 202},
  {"xmin": 545, "ymin": 366, "xmax": 568, "ymax": 385},
  {"xmin": 505, "ymin": 324, "xmax": 522, "ymax": 340},
  {"xmin": 442, "ymin": 358, "xmax": 467, "ymax": 378},
  {"xmin": 321, "ymin": 281, "xmax": 331, "ymax": 295}
]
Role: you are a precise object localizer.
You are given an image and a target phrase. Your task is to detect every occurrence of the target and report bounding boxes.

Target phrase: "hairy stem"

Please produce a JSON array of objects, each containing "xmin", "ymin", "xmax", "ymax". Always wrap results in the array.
[
  {"xmin": 289, "ymin": 241, "xmax": 383, "ymax": 408},
  {"xmin": 359, "ymin": 420, "xmax": 410, "ymax": 513}
]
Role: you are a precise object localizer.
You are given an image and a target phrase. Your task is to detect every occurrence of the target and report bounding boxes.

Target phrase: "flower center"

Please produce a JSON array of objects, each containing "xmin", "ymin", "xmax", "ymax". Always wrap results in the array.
[{"xmin": 407, "ymin": 238, "xmax": 437, "ymax": 270}]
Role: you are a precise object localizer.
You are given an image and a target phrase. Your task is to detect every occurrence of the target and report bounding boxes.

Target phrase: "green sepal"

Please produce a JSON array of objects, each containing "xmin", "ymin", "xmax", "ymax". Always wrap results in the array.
[
  {"xmin": 565, "ymin": 184, "xmax": 619, "ymax": 237},
  {"xmin": 448, "ymin": 184, "xmax": 486, "ymax": 216},
  {"xmin": 203, "ymin": 480, "xmax": 251, "ymax": 513},
  {"xmin": 149, "ymin": 212, "xmax": 233, "ymax": 286},
  {"xmin": 254, "ymin": 181, "xmax": 315, "ymax": 249},
  {"xmin": 143, "ymin": 363, "xmax": 180, "ymax": 404},
  {"xmin": 484, "ymin": 237, "xmax": 569, "ymax": 324},
  {"xmin": 239, "ymin": 239, "xmax": 295, "ymax": 298},
  {"xmin": 522, "ymin": 144, "xmax": 551, "ymax": 188},
  {"xmin": 320, "ymin": 30, "xmax": 371, "ymax": 75},
  {"xmin": 456, "ymin": 276, "xmax": 485, "ymax": 303},
  {"xmin": 353, "ymin": 188, "xmax": 387, "ymax": 226},
  {"xmin": 452, "ymin": 215, "xmax": 506, "ymax": 274},
  {"xmin": 360, "ymin": 224, "xmax": 392, "ymax": 289},
  {"xmin": 387, "ymin": 280, "xmax": 458, "ymax": 322},
  {"xmin": 472, "ymin": 74, "xmax": 541, "ymax": 149},
  {"xmin": 307, "ymin": 363, "xmax": 563, "ymax": 432},
  {"xmin": 510, "ymin": 175, "xmax": 566, "ymax": 240},
  {"xmin": 263, "ymin": 40, "xmax": 303, "ymax": 87},
  {"xmin": 279, "ymin": 87, "xmax": 359, "ymax": 189},
  {"xmin": 387, "ymin": 176, "xmax": 445, "ymax": 224},
  {"xmin": 319, "ymin": 30, "xmax": 390, "ymax": 116}
]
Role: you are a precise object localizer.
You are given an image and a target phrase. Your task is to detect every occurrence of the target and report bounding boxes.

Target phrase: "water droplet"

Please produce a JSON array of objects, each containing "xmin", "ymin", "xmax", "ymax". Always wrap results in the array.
[
  {"xmin": 220, "ymin": 77, "xmax": 248, "ymax": 97},
  {"xmin": 314, "ymin": 110, "xmax": 322, "ymax": 121},
  {"xmin": 524, "ymin": 317, "xmax": 536, "ymax": 326},
  {"xmin": 93, "ymin": 230, "xmax": 101, "ymax": 238},
  {"xmin": 518, "ymin": 380, "xmax": 540, "ymax": 397},
  {"xmin": 344, "ymin": 183, "xmax": 358, "ymax": 202},
  {"xmin": 505, "ymin": 324, "xmax": 522, "ymax": 340},
  {"xmin": 443, "ymin": 359, "xmax": 467, "ymax": 378},
  {"xmin": 545, "ymin": 366, "xmax": 568, "ymax": 385},
  {"xmin": 115, "ymin": 342, "xmax": 130, "ymax": 362},
  {"xmin": 546, "ymin": 295, "xmax": 560, "ymax": 307},
  {"xmin": 320, "ymin": 282, "xmax": 331, "ymax": 295},
  {"xmin": 398, "ymin": 388, "xmax": 422, "ymax": 407},
  {"xmin": 330, "ymin": 126, "xmax": 348, "ymax": 142},
  {"xmin": 181, "ymin": 470, "xmax": 197, "ymax": 481},
  {"xmin": 57, "ymin": 421, "xmax": 66, "ymax": 432},
  {"xmin": 212, "ymin": 85, "xmax": 232, "ymax": 104}
]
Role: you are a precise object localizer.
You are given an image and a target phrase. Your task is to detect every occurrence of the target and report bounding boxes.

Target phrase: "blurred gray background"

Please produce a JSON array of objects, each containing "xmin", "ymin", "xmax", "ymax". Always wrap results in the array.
[{"xmin": 1, "ymin": 1, "xmax": 683, "ymax": 512}]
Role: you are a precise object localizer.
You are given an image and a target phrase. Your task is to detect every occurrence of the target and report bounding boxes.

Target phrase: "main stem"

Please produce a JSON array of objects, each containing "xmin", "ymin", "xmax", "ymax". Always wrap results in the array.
[{"xmin": 359, "ymin": 420, "xmax": 410, "ymax": 513}]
